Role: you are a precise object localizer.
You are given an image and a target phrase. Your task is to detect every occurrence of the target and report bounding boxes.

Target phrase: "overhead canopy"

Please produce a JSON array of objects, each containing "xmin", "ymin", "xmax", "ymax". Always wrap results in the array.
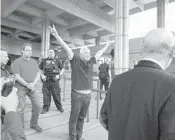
[{"xmin": 1, "ymin": 0, "xmax": 175, "ymax": 49}]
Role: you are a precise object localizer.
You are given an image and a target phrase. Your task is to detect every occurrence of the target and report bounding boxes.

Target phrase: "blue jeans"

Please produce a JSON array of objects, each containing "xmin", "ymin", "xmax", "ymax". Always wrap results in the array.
[
  {"xmin": 69, "ymin": 90, "xmax": 91, "ymax": 140},
  {"xmin": 17, "ymin": 87, "xmax": 41, "ymax": 127}
]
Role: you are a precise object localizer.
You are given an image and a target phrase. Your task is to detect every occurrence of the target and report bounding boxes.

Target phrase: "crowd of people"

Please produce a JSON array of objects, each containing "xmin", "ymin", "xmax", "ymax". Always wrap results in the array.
[{"xmin": 1, "ymin": 27, "xmax": 175, "ymax": 140}]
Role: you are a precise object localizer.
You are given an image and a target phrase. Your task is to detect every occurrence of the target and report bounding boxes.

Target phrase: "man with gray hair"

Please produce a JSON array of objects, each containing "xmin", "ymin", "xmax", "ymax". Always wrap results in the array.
[
  {"xmin": 100, "ymin": 28, "xmax": 175, "ymax": 140},
  {"xmin": 49, "ymin": 25, "xmax": 110, "ymax": 140}
]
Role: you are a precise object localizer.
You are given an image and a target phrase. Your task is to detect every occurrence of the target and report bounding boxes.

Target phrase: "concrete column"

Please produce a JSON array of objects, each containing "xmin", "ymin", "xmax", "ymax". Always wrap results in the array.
[
  {"xmin": 122, "ymin": 0, "xmax": 129, "ymax": 73},
  {"xmin": 41, "ymin": 18, "xmax": 50, "ymax": 58},
  {"xmin": 114, "ymin": 0, "xmax": 129, "ymax": 75},
  {"xmin": 95, "ymin": 36, "xmax": 100, "ymax": 65},
  {"xmin": 157, "ymin": 0, "xmax": 166, "ymax": 28},
  {"xmin": 95, "ymin": 36, "xmax": 100, "ymax": 46}
]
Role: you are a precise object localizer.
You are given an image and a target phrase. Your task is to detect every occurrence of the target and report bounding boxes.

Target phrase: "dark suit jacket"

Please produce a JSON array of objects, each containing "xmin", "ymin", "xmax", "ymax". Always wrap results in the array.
[
  {"xmin": 1, "ymin": 112, "xmax": 26, "ymax": 140},
  {"xmin": 100, "ymin": 60, "xmax": 175, "ymax": 140}
]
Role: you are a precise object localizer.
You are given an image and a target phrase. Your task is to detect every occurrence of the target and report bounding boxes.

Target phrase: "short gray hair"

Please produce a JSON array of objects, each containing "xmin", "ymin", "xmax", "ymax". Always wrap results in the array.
[
  {"xmin": 21, "ymin": 43, "xmax": 32, "ymax": 51},
  {"xmin": 80, "ymin": 47, "xmax": 90, "ymax": 54}
]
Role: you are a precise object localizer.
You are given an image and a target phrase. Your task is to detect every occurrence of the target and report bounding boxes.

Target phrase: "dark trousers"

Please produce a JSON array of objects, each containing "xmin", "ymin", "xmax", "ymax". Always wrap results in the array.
[
  {"xmin": 42, "ymin": 80, "xmax": 62, "ymax": 110},
  {"xmin": 100, "ymin": 76, "xmax": 109, "ymax": 97},
  {"xmin": 69, "ymin": 90, "xmax": 91, "ymax": 140}
]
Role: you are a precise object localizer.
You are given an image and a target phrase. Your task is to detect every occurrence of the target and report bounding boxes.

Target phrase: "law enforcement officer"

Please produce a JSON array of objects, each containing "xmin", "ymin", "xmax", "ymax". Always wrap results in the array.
[
  {"xmin": 98, "ymin": 61, "xmax": 110, "ymax": 99},
  {"xmin": 40, "ymin": 49, "xmax": 64, "ymax": 114}
]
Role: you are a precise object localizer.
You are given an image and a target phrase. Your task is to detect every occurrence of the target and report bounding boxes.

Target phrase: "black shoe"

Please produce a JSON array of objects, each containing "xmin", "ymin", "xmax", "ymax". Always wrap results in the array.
[
  {"xmin": 58, "ymin": 108, "xmax": 64, "ymax": 113},
  {"xmin": 41, "ymin": 108, "xmax": 48, "ymax": 114},
  {"xmin": 77, "ymin": 138, "xmax": 85, "ymax": 140},
  {"xmin": 30, "ymin": 125, "xmax": 42, "ymax": 132}
]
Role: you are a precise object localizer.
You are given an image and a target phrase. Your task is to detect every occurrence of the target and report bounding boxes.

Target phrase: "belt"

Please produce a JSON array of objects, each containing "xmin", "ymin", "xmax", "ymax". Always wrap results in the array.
[{"xmin": 72, "ymin": 89, "xmax": 91, "ymax": 95}]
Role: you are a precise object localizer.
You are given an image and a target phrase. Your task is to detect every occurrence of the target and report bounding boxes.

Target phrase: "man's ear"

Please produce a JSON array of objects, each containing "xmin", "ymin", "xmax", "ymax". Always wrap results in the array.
[
  {"xmin": 170, "ymin": 49, "xmax": 175, "ymax": 58},
  {"xmin": 168, "ymin": 49, "xmax": 175, "ymax": 58},
  {"xmin": 173, "ymin": 49, "xmax": 175, "ymax": 57}
]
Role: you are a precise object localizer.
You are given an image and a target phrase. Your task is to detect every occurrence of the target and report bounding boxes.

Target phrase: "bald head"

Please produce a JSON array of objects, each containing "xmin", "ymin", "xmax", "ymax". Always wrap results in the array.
[
  {"xmin": 141, "ymin": 28, "xmax": 175, "ymax": 69},
  {"xmin": 142, "ymin": 28, "xmax": 175, "ymax": 56}
]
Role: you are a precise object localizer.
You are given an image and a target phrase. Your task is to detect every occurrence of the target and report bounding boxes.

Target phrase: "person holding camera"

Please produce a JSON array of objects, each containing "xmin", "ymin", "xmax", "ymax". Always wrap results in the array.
[
  {"xmin": 1, "ymin": 49, "xmax": 30, "ymax": 124},
  {"xmin": 1, "ymin": 87, "xmax": 26, "ymax": 140},
  {"xmin": 1, "ymin": 49, "xmax": 26, "ymax": 140},
  {"xmin": 39, "ymin": 49, "xmax": 64, "ymax": 114}
]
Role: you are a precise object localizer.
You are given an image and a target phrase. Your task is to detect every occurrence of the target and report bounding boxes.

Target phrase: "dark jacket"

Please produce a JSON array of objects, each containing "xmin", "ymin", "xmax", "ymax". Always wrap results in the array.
[
  {"xmin": 100, "ymin": 60, "xmax": 175, "ymax": 140},
  {"xmin": 1, "ymin": 112, "xmax": 26, "ymax": 140},
  {"xmin": 1, "ymin": 66, "xmax": 14, "ymax": 97}
]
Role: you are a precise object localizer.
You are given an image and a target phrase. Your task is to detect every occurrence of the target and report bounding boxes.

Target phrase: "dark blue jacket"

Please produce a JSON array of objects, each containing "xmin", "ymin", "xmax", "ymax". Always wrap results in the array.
[
  {"xmin": 100, "ymin": 60, "xmax": 175, "ymax": 140},
  {"xmin": 1, "ymin": 112, "xmax": 26, "ymax": 140}
]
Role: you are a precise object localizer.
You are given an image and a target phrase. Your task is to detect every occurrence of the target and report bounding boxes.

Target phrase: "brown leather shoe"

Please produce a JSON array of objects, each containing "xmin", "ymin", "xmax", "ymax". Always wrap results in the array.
[
  {"xmin": 78, "ymin": 138, "xmax": 85, "ymax": 140},
  {"xmin": 30, "ymin": 125, "xmax": 42, "ymax": 132},
  {"xmin": 41, "ymin": 108, "xmax": 48, "ymax": 114},
  {"xmin": 58, "ymin": 108, "xmax": 64, "ymax": 113}
]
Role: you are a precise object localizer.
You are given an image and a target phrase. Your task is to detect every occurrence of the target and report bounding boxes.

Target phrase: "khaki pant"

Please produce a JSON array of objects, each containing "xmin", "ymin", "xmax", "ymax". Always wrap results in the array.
[{"xmin": 17, "ymin": 88, "xmax": 41, "ymax": 127}]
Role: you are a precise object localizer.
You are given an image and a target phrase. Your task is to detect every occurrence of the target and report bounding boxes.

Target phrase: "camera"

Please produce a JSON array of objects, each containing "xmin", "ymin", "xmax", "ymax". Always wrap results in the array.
[{"xmin": 1, "ymin": 75, "xmax": 16, "ymax": 97}]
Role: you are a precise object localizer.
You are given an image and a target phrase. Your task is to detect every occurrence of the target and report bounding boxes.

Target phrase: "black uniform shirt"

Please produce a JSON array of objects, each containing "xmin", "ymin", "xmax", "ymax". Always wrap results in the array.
[{"xmin": 39, "ymin": 58, "xmax": 63, "ymax": 76}]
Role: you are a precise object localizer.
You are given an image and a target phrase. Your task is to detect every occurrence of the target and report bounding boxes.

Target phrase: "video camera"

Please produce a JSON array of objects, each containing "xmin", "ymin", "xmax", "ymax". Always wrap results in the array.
[{"xmin": 1, "ymin": 75, "xmax": 16, "ymax": 97}]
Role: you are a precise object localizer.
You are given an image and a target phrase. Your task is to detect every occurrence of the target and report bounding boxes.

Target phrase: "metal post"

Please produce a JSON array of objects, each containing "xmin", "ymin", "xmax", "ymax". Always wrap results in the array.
[
  {"xmin": 95, "ymin": 36, "xmax": 100, "ymax": 46},
  {"xmin": 157, "ymin": 0, "xmax": 166, "ymax": 28},
  {"xmin": 123, "ymin": 0, "xmax": 129, "ymax": 73},
  {"xmin": 114, "ymin": 0, "xmax": 123, "ymax": 75},
  {"xmin": 63, "ymin": 74, "xmax": 66, "ymax": 102},
  {"xmin": 114, "ymin": 0, "xmax": 129, "ymax": 75},
  {"xmin": 41, "ymin": 18, "xmax": 50, "ymax": 58},
  {"xmin": 96, "ymin": 79, "xmax": 100, "ymax": 119}
]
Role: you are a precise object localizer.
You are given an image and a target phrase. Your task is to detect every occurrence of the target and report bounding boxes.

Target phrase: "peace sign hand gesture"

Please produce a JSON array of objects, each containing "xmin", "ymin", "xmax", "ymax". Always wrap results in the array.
[{"xmin": 49, "ymin": 24, "xmax": 58, "ymax": 37}]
